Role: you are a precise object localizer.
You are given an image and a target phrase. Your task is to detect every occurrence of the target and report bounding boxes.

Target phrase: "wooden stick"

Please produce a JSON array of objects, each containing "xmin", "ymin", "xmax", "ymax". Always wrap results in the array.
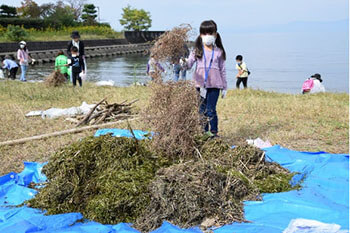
[
  {"xmin": 0, "ymin": 118, "xmax": 139, "ymax": 147},
  {"xmin": 76, "ymin": 97, "xmax": 106, "ymax": 127}
]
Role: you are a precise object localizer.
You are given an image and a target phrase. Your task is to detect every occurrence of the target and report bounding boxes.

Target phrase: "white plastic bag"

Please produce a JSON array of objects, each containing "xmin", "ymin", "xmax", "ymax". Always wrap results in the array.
[
  {"xmin": 246, "ymin": 138, "xmax": 272, "ymax": 149},
  {"xmin": 0, "ymin": 69, "xmax": 4, "ymax": 79},
  {"xmin": 95, "ymin": 80, "xmax": 115, "ymax": 86},
  {"xmin": 26, "ymin": 102, "xmax": 95, "ymax": 119},
  {"xmin": 79, "ymin": 72, "xmax": 86, "ymax": 80},
  {"xmin": 283, "ymin": 219, "xmax": 345, "ymax": 233}
]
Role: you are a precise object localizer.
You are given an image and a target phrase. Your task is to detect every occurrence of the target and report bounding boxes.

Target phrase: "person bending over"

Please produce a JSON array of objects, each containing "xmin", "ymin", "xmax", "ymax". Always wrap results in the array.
[{"xmin": 2, "ymin": 55, "xmax": 18, "ymax": 80}]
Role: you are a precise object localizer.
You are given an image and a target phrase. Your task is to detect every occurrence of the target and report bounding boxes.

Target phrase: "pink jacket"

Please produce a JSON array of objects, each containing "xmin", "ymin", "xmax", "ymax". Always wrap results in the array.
[
  {"xmin": 17, "ymin": 49, "xmax": 29, "ymax": 66},
  {"xmin": 186, "ymin": 47, "xmax": 227, "ymax": 90}
]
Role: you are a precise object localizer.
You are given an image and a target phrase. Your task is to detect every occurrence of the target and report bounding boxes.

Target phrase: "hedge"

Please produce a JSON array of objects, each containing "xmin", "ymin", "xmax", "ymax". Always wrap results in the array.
[{"xmin": 0, "ymin": 18, "xmax": 73, "ymax": 29}]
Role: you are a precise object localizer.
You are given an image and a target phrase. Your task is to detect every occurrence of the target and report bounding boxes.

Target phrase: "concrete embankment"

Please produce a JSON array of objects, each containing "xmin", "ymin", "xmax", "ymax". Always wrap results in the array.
[{"xmin": 0, "ymin": 31, "xmax": 164, "ymax": 63}]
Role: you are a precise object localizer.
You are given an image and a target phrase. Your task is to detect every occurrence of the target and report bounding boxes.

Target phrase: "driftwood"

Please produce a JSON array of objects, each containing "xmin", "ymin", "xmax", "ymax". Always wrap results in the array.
[
  {"xmin": 0, "ymin": 118, "xmax": 139, "ymax": 147},
  {"xmin": 76, "ymin": 97, "xmax": 107, "ymax": 127},
  {"xmin": 75, "ymin": 99, "xmax": 138, "ymax": 127}
]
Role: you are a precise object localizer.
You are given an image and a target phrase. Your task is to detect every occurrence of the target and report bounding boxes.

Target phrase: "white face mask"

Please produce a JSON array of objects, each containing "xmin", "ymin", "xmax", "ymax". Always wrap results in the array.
[
  {"xmin": 201, "ymin": 35, "xmax": 216, "ymax": 46},
  {"xmin": 72, "ymin": 54, "xmax": 77, "ymax": 57},
  {"xmin": 20, "ymin": 44, "xmax": 25, "ymax": 49}
]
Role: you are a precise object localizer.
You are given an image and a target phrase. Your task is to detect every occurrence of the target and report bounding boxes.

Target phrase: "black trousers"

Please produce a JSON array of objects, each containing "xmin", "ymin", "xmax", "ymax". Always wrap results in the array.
[
  {"xmin": 236, "ymin": 77, "xmax": 248, "ymax": 89},
  {"xmin": 9, "ymin": 67, "xmax": 18, "ymax": 80},
  {"xmin": 72, "ymin": 72, "xmax": 82, "ymax": 87}
]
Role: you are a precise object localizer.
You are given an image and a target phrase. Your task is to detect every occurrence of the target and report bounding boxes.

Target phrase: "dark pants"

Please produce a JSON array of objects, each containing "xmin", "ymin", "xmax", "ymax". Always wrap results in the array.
[
  {"xmin": 9, "ymin": 67, "xmax": 18, "ymax": 80},
  {"xmin": 198, "ymin": 88, "xmax": 220, "ymax": 133},
  {"xmin": 236, "ymin": 77, "xmax": 248, "ymax": 89},
  {"xmin": 72, "ymin": 72, "xmax": 82, "ymax": 87}
]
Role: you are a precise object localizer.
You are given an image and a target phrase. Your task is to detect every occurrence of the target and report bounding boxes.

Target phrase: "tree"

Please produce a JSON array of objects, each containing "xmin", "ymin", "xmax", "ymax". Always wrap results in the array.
[
  {"xmin": 119, "ymin": 5, "xmax": 152, "ymax": 31},
  {"xmin": 0, "ymin": 5, "xmax": 17, "ymax": 18},
  {"xmin": 46, "ymin": 1, "xmax": 76, "ymax": 26},
  {"xmin": 81, "ymin": 4, "xmax": 97, "ymax": 25},
  {"xmin": 17, "ymin": 0, "xmax": 41, "ymax": 18},
  {"xmin": 64, "ymin": 0, "xmax": 86, "ymax": 20}
]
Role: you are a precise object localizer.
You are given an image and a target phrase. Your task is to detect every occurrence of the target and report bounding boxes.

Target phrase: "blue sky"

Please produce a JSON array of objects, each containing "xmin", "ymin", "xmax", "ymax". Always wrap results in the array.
[{"xmin": 2, "ymin": 0, "xmax": 349, "ymax": 33}]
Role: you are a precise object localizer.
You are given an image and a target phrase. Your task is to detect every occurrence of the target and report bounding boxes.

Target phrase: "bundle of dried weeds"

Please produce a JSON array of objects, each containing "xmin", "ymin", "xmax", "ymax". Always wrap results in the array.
[
  {"xmin": 143, "ymin": 81, "xmax": 202, "ymax": 159},
  {"xmin": 44, "ymin": 71, "xmax": 66, "ymax": 87},
  {"xmin": 150, "ymin": 24, "xmax": 192, "ymax": 63}
]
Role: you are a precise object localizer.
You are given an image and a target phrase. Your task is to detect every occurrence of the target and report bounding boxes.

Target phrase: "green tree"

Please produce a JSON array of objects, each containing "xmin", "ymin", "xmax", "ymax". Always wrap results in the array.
[
  {"xmin": 0, "ymin": 5, "xmax": 17, "ymax": 18},
  {"xmin": 64, "ymin": 0, "xmax": 86, "ymax": 20},
  {"xmin": 81, "ymin": 4, "xmax": 97, "ymax": 25},
  {"xmin": 17, "ymin": 0, "xmax": 41, "ymax": 18},
  {"xmin": 119, "ymin": 5, "xmax": 152, "ymax": 31},
  {"xmin": 46, "ymin": 1, "xmax": 76, "ymax": 27}
]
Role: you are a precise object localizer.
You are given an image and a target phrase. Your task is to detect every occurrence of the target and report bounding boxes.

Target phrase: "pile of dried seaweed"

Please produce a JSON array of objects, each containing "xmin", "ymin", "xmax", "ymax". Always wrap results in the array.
[
  {"xmin": 28, "ymin": 135, "xmax": 171, "ymax": 224},
  {"xmin": 134, "ymin": 140, "xmax": 295, "ymax": 232},
  {"xmin": 44, "ymin": 71, "xmax": 66, "ymax": 87},
  {"xmin": 28, "ymin": 135, "xmax": 298, "ymax": 232}
]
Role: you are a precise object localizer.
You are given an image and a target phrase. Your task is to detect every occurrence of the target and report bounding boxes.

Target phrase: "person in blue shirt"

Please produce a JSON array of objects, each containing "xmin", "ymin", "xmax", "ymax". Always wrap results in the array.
[{"xmin": 2, "ymin": 56, "xmax": 19, "ymax": 80}]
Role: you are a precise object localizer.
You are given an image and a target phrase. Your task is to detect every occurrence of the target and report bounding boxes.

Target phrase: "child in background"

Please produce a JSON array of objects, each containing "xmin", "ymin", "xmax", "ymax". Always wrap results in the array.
[
  {"xmin": 2, "ymin": 55, "xmax": 18, "ymax": 80},
  {"xmin": 146, "ymin": 53, "xmax": 165, "ymax": 81},
  {"xmin": 55, "ymin": 50, "xmax": 69, "ymax": 80},
  {"xmin": 67, "ymin": 46, "xmax": 85, "ymax": 87},
  {"xmin": 302, "ymin": 73, "xmax": 325, "ymax": 94},
  {"xmin": 184, "ymin": 20, "xmax": 227, "ymax": 137},
  {"xmin": 235, "ymin": 55, "xmax": 249, "ymax": 89}
]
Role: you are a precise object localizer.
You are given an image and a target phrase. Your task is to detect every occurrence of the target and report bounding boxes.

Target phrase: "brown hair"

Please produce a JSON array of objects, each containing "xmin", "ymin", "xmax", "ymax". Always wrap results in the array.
[{"xmin": 57, "ymin": 50, "xmax": 64, "ymax": 56}]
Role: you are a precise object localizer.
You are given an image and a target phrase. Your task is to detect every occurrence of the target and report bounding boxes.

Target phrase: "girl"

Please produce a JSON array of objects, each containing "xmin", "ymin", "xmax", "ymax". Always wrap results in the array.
[
  {"xmin": 17, "ymin": 41, "xmax": 33, "ymax": 82},
  {"xmin": 184, "ymin": 20, "xmax": 227, "ymax": 137}
]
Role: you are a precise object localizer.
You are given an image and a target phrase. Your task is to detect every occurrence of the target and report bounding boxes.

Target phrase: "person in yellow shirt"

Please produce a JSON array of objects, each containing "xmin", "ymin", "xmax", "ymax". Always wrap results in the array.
[{"xmin": 235, "ymin": 55, "xmax": 249, "ymax": 89}]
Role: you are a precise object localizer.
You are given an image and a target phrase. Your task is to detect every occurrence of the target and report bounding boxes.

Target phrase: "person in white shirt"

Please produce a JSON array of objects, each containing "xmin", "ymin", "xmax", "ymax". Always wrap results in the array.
[{"xmin": 235, "ymin": 55, "xmax": 249, "ymax": 89}]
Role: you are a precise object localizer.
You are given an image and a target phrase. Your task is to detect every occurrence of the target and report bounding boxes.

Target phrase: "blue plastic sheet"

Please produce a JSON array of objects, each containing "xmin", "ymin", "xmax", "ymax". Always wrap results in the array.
[
  {"xmin": 0, "ymin": 130, "xmax": 348, "ymax": 233},
  {"xmin": 94, "ymin": 128, "xmax": 151, "ymax": 140}
]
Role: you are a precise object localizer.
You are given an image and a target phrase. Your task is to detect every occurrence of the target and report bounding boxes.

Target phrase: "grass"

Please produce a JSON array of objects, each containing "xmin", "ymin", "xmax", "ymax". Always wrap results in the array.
[
  {"xmin": 0, "ymin": 81, "xmax": 348, "ymax": 175},
  {"xmin": 0, "ymin": 25, "xmax": 123, "ymax": 42}
]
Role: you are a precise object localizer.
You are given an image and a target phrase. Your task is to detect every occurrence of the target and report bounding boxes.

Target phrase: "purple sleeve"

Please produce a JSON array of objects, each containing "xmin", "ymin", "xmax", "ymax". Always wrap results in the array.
[
  {"xmin": 186, "ymin": 50, "xmax": 196, "ymax": 69},
  {"xmin": 156, "ymin": 63, "xmax": 165, "ymax": 72},
  {"xmin": 219, "ymin": 52, "xmax": 227, "ymax": 90},
  {"xmin": 146, "ymin": 63, "xmax": 150, "ymax": 73}
]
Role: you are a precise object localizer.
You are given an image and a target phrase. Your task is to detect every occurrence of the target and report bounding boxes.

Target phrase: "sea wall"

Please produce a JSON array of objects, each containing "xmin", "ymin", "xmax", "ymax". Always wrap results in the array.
[{"xmin": 0, "ymin": 31, "xmax": 164, "ymax": 63}]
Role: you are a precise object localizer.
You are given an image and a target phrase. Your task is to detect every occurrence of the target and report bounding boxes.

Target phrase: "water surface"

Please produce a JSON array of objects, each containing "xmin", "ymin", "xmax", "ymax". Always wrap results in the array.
[{"xmin": 24, "ymin": 31, "xmax": 348, "ymax": 94}]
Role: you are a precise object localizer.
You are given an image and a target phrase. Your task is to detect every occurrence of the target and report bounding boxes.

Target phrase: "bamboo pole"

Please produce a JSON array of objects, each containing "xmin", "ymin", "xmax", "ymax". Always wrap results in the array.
[{"xmin": 0, "ymin": 118, "xmax": 139, "ymax": 147}]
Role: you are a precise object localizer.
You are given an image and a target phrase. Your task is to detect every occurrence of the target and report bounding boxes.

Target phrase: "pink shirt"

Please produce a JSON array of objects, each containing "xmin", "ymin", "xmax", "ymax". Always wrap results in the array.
[
  {"xmin": 186, "ymin": 47, "xmax": 227, "ymax": 90},
  {"xmin": 17, "ymin": 49, "xmax": 29, "ymax": 66}
]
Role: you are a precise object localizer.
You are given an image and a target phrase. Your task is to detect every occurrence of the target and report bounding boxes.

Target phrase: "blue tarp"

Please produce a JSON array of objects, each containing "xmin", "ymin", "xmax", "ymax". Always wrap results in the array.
[
  {"xmin": 94, "ymin": 129, "xmax": 151, "ymax": 140},
  {"xmin": 0, "ymin": 129, "xmax": 348, "ymax": 233}
]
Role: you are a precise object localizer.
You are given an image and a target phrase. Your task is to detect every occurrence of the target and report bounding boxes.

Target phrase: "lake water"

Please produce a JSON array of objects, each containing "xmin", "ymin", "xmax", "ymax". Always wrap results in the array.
[{"xmin": 25, "ymin": 31, "xmax": 348, "ymax": 94}]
